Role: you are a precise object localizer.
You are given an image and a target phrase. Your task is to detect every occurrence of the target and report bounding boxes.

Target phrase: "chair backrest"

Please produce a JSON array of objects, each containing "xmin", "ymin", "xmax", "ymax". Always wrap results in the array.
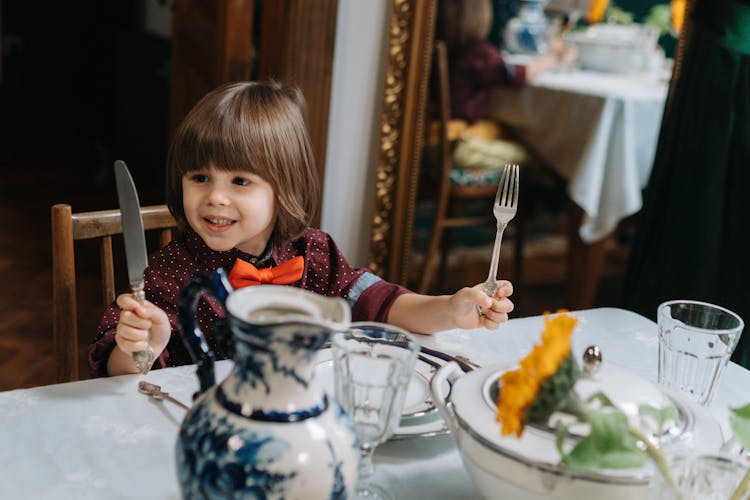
[
  {"xmin": 433, "ymin": 40, "xmax": 453, "ymax": 189},
  {"xmin": 51, "ymin": 203, "xmax": 177, "ymax": 383}
]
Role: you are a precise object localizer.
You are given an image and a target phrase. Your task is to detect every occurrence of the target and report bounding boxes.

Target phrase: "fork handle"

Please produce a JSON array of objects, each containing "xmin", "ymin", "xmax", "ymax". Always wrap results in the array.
[
  {"xmin": 131, "ymin": 285, "xmax": 156, "ymax": 375},
  {"xmin": 483, "ymin": 223, "xmax": 507, "ymax": 296},
  {"xmin": 160, "ymin": 392, "xmax": 190, "ymax": 411}
]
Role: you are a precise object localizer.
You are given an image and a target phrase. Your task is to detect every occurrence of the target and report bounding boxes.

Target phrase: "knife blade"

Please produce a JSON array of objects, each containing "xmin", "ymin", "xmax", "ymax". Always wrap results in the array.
[{"xmin": 114, "ymin": 160, "xmax": 156, "ymax": 374}]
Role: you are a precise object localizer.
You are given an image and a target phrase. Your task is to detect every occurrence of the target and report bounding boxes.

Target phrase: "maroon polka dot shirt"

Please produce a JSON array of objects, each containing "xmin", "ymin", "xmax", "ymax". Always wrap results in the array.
[{"xmin": 88, "ymin": 228, "xmax": 411, "ymax": 377}]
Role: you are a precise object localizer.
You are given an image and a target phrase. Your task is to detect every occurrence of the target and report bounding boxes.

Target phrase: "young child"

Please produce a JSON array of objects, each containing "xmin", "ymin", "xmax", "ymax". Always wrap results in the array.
[
  {"xmin": 89, "ymin": 80, "xmax": 514, "ymax": 377},
  {"xmin": 440, "ymin": 0, "xmax": 575, "ymax": 124}
]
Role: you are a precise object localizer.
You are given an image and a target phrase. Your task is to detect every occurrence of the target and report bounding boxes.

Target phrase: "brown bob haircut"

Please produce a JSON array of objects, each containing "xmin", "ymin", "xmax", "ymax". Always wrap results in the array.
[
  {"xmin": 166, "ymin": 80, "xmax": 320, "ymax": 246},
  {"xmin": 439, "ymin": 0, "xmax": 493, "ymax": 50}
]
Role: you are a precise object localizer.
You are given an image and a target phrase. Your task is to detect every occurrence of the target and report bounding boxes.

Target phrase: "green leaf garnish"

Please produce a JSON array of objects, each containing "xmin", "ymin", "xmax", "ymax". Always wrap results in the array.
[
  {"xmin": 644, "ymin": 4, "xmax": 674, "ymax": 36},
  {"xmin": 555, "ymin": 425, "xmax": 569, "ymax": 457},
  {"xmin": 732, "ymin": 403, "xmax": 750, "ymax": 419},
  {"xmin": 587, "ymin": 391, "xmax": 616, "ymax": 409},
  {"xmin": 526, "ymin": 354, "xmax": 581, "ymax": 424},
  {"xmin": 559, "ymin": 410, "xmax": 648, "ymax": 470},
  {"xmin": 730, "ymin": 404, "xmax": 750, "ymax": 450},
  {"xmin": 605, "ymin": 6, "xmax": 634, "ymax": 25}
]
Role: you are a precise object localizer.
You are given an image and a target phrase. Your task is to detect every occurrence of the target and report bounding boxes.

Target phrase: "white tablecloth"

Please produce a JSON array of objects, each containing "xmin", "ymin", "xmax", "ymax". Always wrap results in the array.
[
  {"xmin": 488, "ymin": 70, "xmax": 668, "ymax": 243},
  {"xmin": 1, "ymin": 308, "xmax": 746, "ymax": 499}
]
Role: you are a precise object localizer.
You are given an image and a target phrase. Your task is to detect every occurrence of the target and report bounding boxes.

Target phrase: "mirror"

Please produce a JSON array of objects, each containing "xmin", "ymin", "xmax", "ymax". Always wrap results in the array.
[
  {"xmin": 368, "ymin": 0, "xmax": 437, "ymax": 284},
  {"xmin": 368, "ymin": 0, "xmax": 689, "ymax": 294}
]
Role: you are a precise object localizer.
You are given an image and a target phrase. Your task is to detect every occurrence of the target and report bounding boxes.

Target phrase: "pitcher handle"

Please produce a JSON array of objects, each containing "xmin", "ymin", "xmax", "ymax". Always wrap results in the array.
[{"xmin": 177, "ymin": 268, "xmax": 233, "ymax": 398}]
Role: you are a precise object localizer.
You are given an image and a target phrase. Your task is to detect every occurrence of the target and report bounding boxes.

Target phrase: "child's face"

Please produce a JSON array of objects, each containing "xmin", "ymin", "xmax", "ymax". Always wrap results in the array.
[{"xmin": 182, "ymin": 163, "xmax": 276, "ymax": 255}]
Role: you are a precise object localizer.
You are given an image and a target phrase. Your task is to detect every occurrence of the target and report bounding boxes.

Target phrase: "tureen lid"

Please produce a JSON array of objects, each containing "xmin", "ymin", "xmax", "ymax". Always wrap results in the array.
[{"xmin": 449, "ymin": 360, "xmax": 723, "ymax": 478}]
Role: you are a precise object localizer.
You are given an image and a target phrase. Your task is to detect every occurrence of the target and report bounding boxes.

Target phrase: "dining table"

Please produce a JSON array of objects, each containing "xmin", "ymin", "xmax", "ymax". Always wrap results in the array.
[
  {"xmin": 488, "ymin": 65, "xmax": 670, "ymax": 310},
  {"xmin": 1, "ymin": 307, "xmax": 747, "ymax": 499}
]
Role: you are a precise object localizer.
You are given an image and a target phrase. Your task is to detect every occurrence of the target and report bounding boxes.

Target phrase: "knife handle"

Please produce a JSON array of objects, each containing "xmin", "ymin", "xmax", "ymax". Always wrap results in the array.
[{"xmin": 131, "ymin": 285, "xmax": 156, "ymax": 374}]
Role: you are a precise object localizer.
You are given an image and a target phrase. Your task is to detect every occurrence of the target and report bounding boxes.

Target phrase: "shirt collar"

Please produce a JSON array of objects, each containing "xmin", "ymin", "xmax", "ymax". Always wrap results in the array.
[
  {"xmin": 184, "ymin": 228, "xmax": 277, "ymax": 268},
  {"xmin": 272, "ymin": 231, "xmax": 305, "ymax": 264}
]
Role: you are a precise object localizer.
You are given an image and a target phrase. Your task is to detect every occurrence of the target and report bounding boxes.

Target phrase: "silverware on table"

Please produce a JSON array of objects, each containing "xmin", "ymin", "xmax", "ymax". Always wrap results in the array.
[
  {"xmin": 114, "ymin": 160, "xmax": 156, "ymax": 374},
  {"xmin": 482, "ymin": 164, "xmax": 520, "ymax": 298},
  {"xmin": 138, "ymin": 381, "xmax": 190, "ymax": 410},
  {"xmin": 417, "ymin": 354, "xmax": 442, "ymax": 370},
  {"xmin": 419, "ymin": 345, "xmax": 480, "ymax": 372}
]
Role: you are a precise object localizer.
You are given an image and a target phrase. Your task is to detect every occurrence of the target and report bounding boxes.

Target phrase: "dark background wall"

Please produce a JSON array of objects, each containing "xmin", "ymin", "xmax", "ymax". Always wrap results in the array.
[{"xmin": 0, "ymin": 0, "xmax": 171, "ymax": 204}]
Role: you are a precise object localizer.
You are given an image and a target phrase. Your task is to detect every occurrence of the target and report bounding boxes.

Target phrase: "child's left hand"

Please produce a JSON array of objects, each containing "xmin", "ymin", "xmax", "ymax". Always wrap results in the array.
[{"xmin": 450, "ymin": 280, "xmax": 514, "ymax": 330}]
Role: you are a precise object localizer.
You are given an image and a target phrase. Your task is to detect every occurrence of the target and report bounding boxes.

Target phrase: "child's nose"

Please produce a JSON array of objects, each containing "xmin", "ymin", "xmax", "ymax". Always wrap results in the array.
[{"xmin": 206, "ymin": 186, "xmax": 230, "ymax": 206}]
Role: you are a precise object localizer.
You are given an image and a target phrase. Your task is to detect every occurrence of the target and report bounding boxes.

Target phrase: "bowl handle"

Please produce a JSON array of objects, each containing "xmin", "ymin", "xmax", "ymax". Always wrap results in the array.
[{"xmin": 430, "ymin": 361, "xmax": 464, "ymax": 435}]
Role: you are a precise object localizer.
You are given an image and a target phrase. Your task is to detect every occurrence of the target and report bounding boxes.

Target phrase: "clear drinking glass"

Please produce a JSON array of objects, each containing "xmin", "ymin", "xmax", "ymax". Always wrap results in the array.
[
  {"xmin": 657, "ymin": 300, "xmax": 744, "ymax": 405},
  {"xmin": 332, "ymin": 322, "xmax": 419, "ymax": 500},
  {"xmin": 648, "ymin": 454, "xmax": 748, "ymax": 499}
]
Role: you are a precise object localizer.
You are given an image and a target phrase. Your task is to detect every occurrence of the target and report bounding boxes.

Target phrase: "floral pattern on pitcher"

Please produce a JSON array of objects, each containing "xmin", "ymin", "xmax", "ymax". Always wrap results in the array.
[{"xmin": 177, "ymin": 404, "xmax": 295, "ymax": 499}]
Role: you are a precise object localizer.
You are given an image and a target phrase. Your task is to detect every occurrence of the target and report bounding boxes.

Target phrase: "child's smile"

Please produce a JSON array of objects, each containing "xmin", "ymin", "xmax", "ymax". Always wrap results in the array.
[
  {"xmin": 202, "ymin": 216, "xmax": 236, "ymax": 232},
  {"xmin": 182, "ymin": 164, "xmax": 276, "ymax": 256}
]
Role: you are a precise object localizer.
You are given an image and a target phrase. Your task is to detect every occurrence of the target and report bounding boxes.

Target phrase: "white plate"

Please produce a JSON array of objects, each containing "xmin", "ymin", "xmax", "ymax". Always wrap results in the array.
[{"xmin": 313, "ymin": 349, "xmax": 449, "ymax": 440}]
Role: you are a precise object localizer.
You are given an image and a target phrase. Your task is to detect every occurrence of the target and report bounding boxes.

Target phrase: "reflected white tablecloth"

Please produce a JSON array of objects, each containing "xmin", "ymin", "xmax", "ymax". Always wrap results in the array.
[
  {"xmin": 1, "ymin": 308, "xmax": 746, "ymax": 499},
  {"xmin": 488, "ymin": 70, "xmax": 668, "ymax": 243}
]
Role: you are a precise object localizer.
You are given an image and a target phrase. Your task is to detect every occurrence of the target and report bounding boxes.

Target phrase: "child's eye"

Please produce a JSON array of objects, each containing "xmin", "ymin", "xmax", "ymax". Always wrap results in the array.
[
  {"xmin": 189, "ymin": 174, "xmax": 208, "ymax": 183},
  {"xmin": 232, "ymin": 177, "xmax": 251, "ymax": 186}
]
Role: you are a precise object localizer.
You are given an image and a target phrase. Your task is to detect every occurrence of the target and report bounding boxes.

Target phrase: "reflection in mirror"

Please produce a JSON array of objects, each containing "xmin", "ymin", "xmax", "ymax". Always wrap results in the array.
[{"xmin": 373, "ymin": 0, "xmax": 684, "ymax": 317}]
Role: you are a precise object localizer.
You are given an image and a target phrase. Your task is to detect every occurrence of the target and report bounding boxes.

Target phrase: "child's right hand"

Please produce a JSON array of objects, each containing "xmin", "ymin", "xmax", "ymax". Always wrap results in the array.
[
  {"xmin": 549, "ymin": 38, "xmax": 577, "ymax": 66},
  {"xmin": 114, "ymin": 293, "xmax": 171, "ymax": 357}
]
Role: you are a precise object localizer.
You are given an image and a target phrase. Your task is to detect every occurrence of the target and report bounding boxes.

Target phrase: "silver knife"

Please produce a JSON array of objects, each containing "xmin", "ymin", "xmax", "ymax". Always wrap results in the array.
[{"xmin": 114, "ymin": 160, "xmax": 156, "ymax": 374}]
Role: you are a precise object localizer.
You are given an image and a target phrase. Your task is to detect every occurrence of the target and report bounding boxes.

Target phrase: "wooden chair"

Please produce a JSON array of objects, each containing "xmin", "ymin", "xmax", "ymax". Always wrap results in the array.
[
  {"xmin": 418, "ymin": 41, "xmax": 527, "ymax": 294},
  {"xmin": 51, "ymin": 204, "xmax": 177, "ymax": 383}
]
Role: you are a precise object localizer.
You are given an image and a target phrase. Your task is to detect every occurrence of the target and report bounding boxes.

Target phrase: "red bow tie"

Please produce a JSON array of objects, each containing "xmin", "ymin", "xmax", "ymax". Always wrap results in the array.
[{"xmin": 228, "ymin": 256, "xmax": 305, "ymax": 289}]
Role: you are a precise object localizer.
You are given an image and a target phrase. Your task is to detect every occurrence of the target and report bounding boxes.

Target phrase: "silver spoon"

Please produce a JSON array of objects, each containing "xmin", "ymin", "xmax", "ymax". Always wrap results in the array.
[{"xmin": 138, "ymin": 381, "xmax": 190, "ymax": 410}]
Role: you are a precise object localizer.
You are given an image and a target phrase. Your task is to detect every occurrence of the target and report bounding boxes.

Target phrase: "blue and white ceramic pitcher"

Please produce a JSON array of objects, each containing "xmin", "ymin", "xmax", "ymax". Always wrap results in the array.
[{"xmin": 175, "ymin": 269, "xmax": 358, "ymax": 499}]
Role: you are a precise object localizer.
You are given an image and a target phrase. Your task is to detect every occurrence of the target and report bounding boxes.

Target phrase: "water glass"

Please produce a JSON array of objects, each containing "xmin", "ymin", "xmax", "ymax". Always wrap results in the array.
[
  {"xmin": 332, "ymin": 322, "xmax": 419, "ymax": 500},
  {"xmin": 657, "ymin": 300, "xmax": 744, "ymax": 405},
  {"xmin": 648, "ymin": 454, "xmax": 748, "ymax": 499}
]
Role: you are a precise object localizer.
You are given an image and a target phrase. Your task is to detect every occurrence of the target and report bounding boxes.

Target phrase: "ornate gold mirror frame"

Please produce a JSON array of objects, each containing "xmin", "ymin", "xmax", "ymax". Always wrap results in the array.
[{"xmin": 368, "ymin": 0, "xmax": 437, "ymax": 284}]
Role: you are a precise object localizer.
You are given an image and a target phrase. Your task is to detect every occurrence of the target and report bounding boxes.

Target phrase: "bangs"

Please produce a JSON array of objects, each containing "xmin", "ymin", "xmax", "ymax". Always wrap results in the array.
[{"xmin": 171, "ymin": 86, "xmax": 275, "ymax": 178}]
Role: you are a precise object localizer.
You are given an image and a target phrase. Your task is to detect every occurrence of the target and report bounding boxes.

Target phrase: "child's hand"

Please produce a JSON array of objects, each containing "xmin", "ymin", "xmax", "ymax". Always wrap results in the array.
[
  {"xmin": 449, "ymin": 280, "xmax": 514, "ymax": 330},
  {"xmin": 115, "ymin": 293, "xmax": 171, "ymax": 356},
  {"xmin": 550, "ymin": 38, "xmax": 577, "ymax": 66}
]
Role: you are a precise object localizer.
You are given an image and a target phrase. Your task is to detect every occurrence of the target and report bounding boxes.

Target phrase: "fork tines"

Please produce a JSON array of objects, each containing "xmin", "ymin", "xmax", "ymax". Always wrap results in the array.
[{"xmin": 495, "ymin": 164, "xmax": 519, "ymax": 207}]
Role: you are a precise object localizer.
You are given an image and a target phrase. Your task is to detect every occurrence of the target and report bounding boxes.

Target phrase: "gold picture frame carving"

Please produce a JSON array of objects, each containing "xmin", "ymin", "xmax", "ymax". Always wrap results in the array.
[{"xmin": 368, "ymin": 0, "xmax": 437, "ymax": 284}]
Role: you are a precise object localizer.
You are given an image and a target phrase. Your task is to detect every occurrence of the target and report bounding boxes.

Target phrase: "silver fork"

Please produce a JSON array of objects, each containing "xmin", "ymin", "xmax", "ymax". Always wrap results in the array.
[
  {"xmin": 482, "ymin": 164, "xmax": 519, "ymax": 298},
  {"xmin": 138, "ymin": 381, "xmax": 190, "ymax": 410}
]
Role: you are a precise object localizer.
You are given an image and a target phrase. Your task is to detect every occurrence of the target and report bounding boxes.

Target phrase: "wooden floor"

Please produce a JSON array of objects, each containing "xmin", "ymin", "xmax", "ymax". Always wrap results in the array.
[{"xmin": 0, "ymin": 160, "xmax": 630, "ymax": 392}]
